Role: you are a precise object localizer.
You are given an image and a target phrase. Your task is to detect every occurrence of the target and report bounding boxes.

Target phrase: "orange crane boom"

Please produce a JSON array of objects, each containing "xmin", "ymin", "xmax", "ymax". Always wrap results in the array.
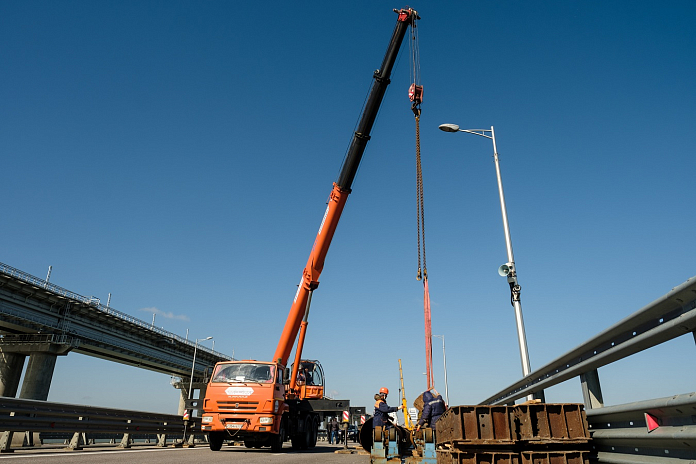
[
  {"xmin": 273, "ymin": 8, "xmax": 420, "ymax": 369},
  {"xmin": 202, "ymin": 8, "xmax": 420, "ymax": 454}
]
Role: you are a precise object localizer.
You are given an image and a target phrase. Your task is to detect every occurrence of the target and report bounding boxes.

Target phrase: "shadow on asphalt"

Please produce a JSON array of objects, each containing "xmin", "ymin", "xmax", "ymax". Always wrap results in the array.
[{"xmin": 213, "ymin": 442, "xmax": 362, "ymax": 454}]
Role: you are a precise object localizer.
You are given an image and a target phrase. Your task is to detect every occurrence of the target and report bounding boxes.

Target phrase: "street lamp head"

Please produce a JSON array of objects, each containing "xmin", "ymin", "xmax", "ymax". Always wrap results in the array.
[{"xmin": 438, "ymin": 123, "xmax": 460, "ymax": 132}]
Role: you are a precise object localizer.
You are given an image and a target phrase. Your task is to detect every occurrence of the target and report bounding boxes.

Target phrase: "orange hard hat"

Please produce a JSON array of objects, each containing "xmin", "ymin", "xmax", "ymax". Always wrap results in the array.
[{"xmin": 379, "ymin": 387, "xmax": 389, "ymax": 395}]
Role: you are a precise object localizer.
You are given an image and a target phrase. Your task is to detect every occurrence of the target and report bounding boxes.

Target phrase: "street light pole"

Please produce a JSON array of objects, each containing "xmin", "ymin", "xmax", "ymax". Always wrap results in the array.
[
  {"xmin": 438, "ymin": 124, "xmax": 534, "ymax": 387},
  {"xmin": 188, "ymin": 336, "xmax": 213, "ymax": 402},
  {"xmin": 432, "ymin": 334, "xmax": 449, "ymax": 405}
]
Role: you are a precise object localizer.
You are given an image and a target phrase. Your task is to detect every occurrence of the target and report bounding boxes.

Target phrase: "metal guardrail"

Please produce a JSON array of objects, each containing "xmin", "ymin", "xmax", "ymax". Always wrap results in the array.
[
  {"xmin": 585, "ymin": 392, "xmax": 696, "ymax": 463},
  {"xmin": 0, "ymin": 261, "xmax": 226, "ymax": 359},
  {"xmin": 477, "ymin": 275, "xmax": 696, "ymax": 462},
  {"xmin": 481, "ymin": 275, "xmax": 696, "ymax": 405},
  {"xmin": 0, "ymin": 397, "xmax": 199, "ymax": 451}
]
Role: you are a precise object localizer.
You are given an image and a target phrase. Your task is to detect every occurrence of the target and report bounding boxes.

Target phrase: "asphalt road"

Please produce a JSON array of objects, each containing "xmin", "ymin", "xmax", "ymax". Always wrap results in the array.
[{"xmin": 0, "ymin": 442, "xmax": 369, "ymax": 463}]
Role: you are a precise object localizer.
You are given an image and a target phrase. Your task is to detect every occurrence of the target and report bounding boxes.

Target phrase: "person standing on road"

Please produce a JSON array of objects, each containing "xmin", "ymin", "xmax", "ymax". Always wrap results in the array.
[
  {"xmin": 329, "ymin": 416, "xmax": 339, "ymax": 444},
  {"xmin": 373, "ymin": 387, "xmax": 403, "ymax": 429}
]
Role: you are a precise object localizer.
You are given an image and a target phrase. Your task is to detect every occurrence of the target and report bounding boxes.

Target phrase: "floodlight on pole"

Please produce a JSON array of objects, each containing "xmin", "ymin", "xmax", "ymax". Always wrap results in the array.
[{"xmin": 438, "ymin": 124, "xmax": 534, "ymax": 392}]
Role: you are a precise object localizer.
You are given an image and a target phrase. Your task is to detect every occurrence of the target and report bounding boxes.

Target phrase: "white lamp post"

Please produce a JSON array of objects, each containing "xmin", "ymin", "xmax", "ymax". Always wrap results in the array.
[
  {"xmin": 188, "ymin": 336, "xmax": 213, "ymax": 401},
  {"xmin": 439, "ymin": 124, "xmax": 534, "ymax": 388},
  {"xmin": 431, "ymin": 334, "xmax": 449, "ymax": 405}
]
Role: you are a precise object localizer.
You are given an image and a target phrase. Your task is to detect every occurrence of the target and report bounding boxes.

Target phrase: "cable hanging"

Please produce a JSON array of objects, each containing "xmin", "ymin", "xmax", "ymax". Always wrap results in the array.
[{"xmin": 408, "ymin": 16, "xmax": 433, "ymax": 390}]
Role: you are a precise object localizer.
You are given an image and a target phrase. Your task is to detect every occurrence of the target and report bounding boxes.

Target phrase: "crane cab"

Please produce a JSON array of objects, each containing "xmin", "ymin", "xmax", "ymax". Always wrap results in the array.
[{"xmin": 291, "ymin": 360, "xmax": 324, "ymax": 400}]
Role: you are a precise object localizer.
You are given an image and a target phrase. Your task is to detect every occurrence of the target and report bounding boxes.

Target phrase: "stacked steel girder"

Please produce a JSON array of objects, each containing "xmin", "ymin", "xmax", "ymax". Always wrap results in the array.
[{"xmin": 435, "ymin": 403, "xmax": 592, "ymax": 464}]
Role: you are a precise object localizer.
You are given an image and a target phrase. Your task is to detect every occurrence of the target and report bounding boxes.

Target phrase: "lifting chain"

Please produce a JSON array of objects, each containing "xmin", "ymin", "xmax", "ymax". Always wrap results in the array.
[{"xmin": 415, "ymin": 111, "xmax": 427, "ymax": 281}]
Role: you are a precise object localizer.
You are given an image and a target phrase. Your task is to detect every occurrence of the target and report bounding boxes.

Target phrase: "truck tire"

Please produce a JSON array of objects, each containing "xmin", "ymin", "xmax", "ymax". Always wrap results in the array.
[
  {"xmin": 270, "ymin": 417, "xmax": 285, "ymax": 452},
  {"xmin": 307, "ymin": 416, "xmax": 318, "ymax": 448},
  {"xmin": 291, "ymin": 416, "xmax": 310, "ymax": 450},
  {"xmin": 209, "ymin": 431, "xmax": 225, "ymax": 451}
]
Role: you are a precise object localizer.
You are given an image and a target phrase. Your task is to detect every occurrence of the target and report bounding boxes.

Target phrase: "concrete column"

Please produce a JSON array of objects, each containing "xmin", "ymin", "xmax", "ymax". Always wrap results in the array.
[
  {"xmin": 19, "ymin": 352, "xmax": 57, "ymax": 401},
  {"xmin": 0, "ymin": 339, "xmax": 73, "ymax": 451},
  {"xmin": 177, "ymin": 385, "xmax": 188, "ymax": 416},
  {"xmin": 580, "ymin": 369, "xmax": 604, "ymax": 410},
  {"xmin": 0, "ymin": 352, "xmax": 26, "ymax": 398},
  {"xmin": 172, "ymin": 377, "xmax": 207, "ymax": 418}
]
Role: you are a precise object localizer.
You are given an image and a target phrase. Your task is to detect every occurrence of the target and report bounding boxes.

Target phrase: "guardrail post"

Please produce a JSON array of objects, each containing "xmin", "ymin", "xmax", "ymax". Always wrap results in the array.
[
  {"xmin": 67, "ymin": 431, "xmax": 84, "ymax": 450},
  {"xmin": 0, "ymin": 431, "xmax": 15, "ymax": 453},
  {"xmin": 157, "ymin": 429, "xmax": 168, "ymax": 447},
  {"xmin": 580, "ymin": 369, "xmax": 604, "ymax": 410},
  {"xmin": 185, "ymin": 430, "xmax": 195, "ymax": 447},
  {"xmin": 119, "ymin": 420, "xmax": 132, "ymax": 449}
]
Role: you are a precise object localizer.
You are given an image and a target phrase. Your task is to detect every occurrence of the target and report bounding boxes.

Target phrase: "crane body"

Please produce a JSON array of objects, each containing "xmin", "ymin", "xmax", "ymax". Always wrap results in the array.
[{"xmin": 201, "ymin": 7, "xmax": 419, "ymax": 452}]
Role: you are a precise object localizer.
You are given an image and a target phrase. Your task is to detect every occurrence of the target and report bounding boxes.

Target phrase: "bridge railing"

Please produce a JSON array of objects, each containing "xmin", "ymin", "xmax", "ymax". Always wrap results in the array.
[
  {"xmin": 0, "ymin": 261, "xmax": 226, "ymax": 359},
  {"xmin": 0, "ymin": 333, "xmax": 81, "ymax": 348},
  {"xmin": 479, "ymin": 275, "xmax": 696, "ymax": 462},
  {"xmin": 0, "ymin": 396, "xmax": 201, "ymax": 452}
]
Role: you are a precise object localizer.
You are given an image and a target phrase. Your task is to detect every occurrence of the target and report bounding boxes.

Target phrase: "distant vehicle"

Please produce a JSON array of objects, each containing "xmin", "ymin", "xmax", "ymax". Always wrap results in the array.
[{"xmin": 347, "ymin": 425, "xmax": 359, "ymax": 442}]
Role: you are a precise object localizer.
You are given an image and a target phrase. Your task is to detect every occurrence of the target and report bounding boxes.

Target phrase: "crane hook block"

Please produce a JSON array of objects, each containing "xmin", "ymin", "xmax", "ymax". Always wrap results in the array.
[
  {"xmin": 409, "ymin": 84, "xmax": 423, "ymax": 105},
  {"xmin": 396, "ymin": 8, "xmax": 415, "ymax": 22}
]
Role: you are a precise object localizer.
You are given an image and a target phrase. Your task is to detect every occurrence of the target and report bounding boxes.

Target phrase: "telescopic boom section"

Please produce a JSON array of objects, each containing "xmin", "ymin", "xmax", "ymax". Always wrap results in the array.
[{"xmin": 272, "ymin": 8, "xmax": 419, "ymax": 367}]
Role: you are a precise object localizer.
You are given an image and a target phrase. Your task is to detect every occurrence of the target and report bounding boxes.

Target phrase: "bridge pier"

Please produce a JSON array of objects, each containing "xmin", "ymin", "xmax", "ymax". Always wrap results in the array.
[
  {"xmin": 173, "ymin": 378, "xmax": 207, "ymax": 416},
  {"xmin": 177, "ymin": 386, "xmax": 187, "ymax": 416},
  {"xmin": 0, "ymin": 336, "xmax": 75, "ymax": 451},
  {"xmin": 0, "ymin": 352, "xmax": 26, "ymax": 398},
  {"xmin": 20, "ymin": 351, "xmax": 60, "ymax": 401},
  {"xmin": 0, "ymin": 335, "xmax": 76, "ymax": 401}
]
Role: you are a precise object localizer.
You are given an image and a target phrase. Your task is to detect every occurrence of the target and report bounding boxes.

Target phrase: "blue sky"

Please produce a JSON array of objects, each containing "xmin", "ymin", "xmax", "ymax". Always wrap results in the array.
[{"xmin": 2, "ymin": 1, "xmax": 695, "ymax": 415}]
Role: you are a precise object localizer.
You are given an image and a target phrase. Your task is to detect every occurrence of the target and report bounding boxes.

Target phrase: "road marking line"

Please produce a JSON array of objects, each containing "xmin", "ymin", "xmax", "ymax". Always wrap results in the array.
[{"xmin": 0, "ymin": 447, "xmax": 204, "ymax": 459}]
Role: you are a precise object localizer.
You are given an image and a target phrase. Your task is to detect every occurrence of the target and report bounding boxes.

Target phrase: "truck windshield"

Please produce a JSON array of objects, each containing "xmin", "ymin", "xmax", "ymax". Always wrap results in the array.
[{"xmin": 211, "ymin": 363, "xmax": 276, "ymax": 384}]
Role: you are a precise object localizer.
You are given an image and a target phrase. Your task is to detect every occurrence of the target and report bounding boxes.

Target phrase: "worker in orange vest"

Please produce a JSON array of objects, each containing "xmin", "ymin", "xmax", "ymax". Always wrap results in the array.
[{"xmin": 373, "ymin": 387, "xmax": 403, "ymax": 428}]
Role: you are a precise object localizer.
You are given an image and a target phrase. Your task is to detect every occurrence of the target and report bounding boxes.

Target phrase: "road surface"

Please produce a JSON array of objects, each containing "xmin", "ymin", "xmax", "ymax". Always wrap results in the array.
[{"xmin": 0, "ymin": 441, "xmax": 369, "ymax": 463}]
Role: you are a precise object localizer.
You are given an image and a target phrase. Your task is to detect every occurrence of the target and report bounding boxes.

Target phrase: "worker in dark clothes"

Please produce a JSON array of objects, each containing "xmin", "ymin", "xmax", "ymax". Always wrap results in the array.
[
  {"xmin": 373, "ymin": 387, "xmax": 403, "ymax": 428},
  {"xmin": 415, "ymin": 389, "xmax": 446, "ymax": 432},
  {"xmin": 329, "ymin": 416, "xmax": 339, "ymax": 444}
]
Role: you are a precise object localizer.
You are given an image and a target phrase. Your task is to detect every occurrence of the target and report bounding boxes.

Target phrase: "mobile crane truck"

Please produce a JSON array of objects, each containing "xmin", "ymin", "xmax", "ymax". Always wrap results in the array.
[{"xmin": 201, "ymin": 7, "xmax": 420, "ymax": 452}]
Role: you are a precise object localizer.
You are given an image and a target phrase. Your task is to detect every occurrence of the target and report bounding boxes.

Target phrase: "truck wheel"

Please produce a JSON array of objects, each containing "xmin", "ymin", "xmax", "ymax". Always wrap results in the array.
[
  {"xmin": 291, "ymin": 418, "xmax": 310, "ymax": 450},
  {"xmin": 209, "ymin": 432, "xmax": 224, "ymax": 451},
  {"xmin": 307, "ymin": 417, "xmax": 318, "ymax": 448},
  {"xmin": 270, "ymin": 418, "xmax": 285, "ymax": 452}
]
